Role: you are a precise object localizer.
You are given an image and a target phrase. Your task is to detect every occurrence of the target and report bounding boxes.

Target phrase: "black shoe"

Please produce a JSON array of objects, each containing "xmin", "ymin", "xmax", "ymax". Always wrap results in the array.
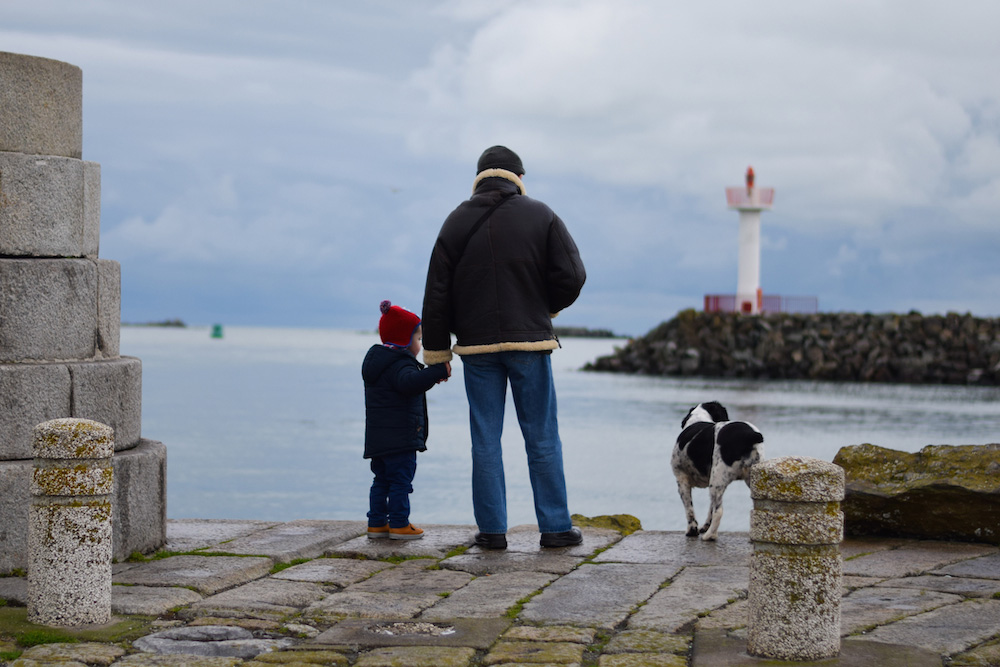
[
  {"xmin": 474, "ymin": 532, "xmax": 507, "ymax": 550},
  {"xmin": 540, "ymin": 527, "xmax": 583, "ymax": 548}
]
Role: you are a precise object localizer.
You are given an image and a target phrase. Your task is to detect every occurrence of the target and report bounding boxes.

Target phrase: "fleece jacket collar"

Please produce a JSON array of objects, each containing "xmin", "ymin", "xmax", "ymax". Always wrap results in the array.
[{"xmin": 472, "ymin": 168, "xmax": 526, "ymax": 196}]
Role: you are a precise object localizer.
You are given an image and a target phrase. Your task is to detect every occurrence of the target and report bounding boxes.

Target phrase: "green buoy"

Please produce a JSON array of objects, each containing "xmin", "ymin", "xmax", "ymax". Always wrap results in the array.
[{"xmin": 211, "ymin": 324, "xmax": 224, "ymax": 339}]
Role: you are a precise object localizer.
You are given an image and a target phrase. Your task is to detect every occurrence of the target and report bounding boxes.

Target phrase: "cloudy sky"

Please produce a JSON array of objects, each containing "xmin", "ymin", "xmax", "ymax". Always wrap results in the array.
[{"xmin": 4, "ymin": 1, "xmax": 999, "ymax": 335}]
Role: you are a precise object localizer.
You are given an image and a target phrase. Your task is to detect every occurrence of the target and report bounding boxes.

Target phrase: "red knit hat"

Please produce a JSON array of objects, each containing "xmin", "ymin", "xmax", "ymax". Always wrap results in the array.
[{"xmin": 378, "ymin": 300, "xmax": 421, "ymax": 348}]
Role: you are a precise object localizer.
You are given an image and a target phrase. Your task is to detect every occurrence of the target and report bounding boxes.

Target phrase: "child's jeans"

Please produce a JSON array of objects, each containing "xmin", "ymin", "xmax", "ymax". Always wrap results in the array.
[{"xmin": 368, "ymin": 451, "xmax": 417, "ymax": 529}]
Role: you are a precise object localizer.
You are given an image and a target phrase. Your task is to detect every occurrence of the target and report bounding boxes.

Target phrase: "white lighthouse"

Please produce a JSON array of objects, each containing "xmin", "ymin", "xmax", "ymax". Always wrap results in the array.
[{"xmin": 725, "ymin": 167, "xmax": 774, "ymax": 314}]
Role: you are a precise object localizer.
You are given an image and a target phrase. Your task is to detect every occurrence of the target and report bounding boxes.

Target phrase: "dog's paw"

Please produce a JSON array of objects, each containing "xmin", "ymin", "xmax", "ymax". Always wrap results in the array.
[
  {"xmin": 685, "ymin": 526, "xmax": 700, "ymax": 537},
  {"xmin": 700, "ymin": 532, "xmax": 718, "ymax": 542}
]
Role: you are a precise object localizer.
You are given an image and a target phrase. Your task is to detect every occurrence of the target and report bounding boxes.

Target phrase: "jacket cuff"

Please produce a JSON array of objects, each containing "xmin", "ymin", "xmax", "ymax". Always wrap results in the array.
[{"xmin": 423, "ymin": 348, "xmax": 453, "ymax": 365}]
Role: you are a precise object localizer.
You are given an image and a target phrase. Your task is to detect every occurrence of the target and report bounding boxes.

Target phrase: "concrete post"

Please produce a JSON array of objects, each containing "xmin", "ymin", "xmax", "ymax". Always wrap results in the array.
[
  {"xmin": 28, "ymin": 418, "xmax": 114, "ymax": 626},
  {"xmin": 747, "ymin": 456, "xmax": 845, "ymax": 661}
]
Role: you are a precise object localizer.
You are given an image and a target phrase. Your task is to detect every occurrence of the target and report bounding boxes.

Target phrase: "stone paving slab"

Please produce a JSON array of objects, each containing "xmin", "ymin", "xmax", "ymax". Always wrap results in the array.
[
  {"xmin": 246, "ymin": 649, "xmax": 348, "ymax": 665},
  {"xmin": 840, "ymin": 536, "xmax": 912, "ymax": 559},
  {"xmin": 603, "ymin": 629, "xmax": 691, "ymax": 655},
  {"xmin": 952, "ymin": 640, "xmax": 1000, "ymax": 667},
  {"xmin": 421, "ymin": 570, "xmax": 558, "ymax": 620},
  {"xmin": 842, "ymin": 540, "xmax": 995, "ymax": 578},
  {"xmin": 521, "ymin": 562, "xmax": 679, "ymax": 630},
  {"xmin": 133, "ymin": 625, "xmax": 294, "ymax": 659},
  {"xmin": 840, "ymin": 586, "xmax": 963, "ymax": 635},
  {"xmin": 201, "ymin": 520, "xmax": 365, "ymax": 563},
  {"xmin": 878, "ymin": 573, "xmax": 1000, "ymax": 598},
  {"xmin": 842, "ymin": 575, "xmax": 886, "ymax": 590},
  {"xmin": 354, "ymin": 645, "xmax": 477, "ymax": 667},
  {"xmin": 695, "ymin": 599, "xmax": 748, "ymax": 631},
  {"xmin": 311, "ymin": 617, "xmax": 510, "ymax": 650},
  {"xmin": 326, "ymin": 524, "xmax": 475, "ymax": 560},
  {"xmin": 692, "ymin": 628, "xmax": 942, "ymax": 667},
  {"xmin": 860, "ymin": 598, "xmax": 1000, "ymax": 656},
  {"xmin": 183, "ymin": 578, "xmax": 329, "ymax": 620},
  {"xmin": 629, "ymin": 566, "xmax": 749, "ymax": 632},
  {"xmin": 593, "ymin": 531, "xmax": 752, "ymax": 566},
  {"xmin": 113, "ymin": 556, "xmax": 274, "ymax": 595},
  {"xmin": 0, "ymin": 575, "xmax": 26, "ymax": 604},
  {"xmin": 484, "ymin": 640, "xmax": 586, "ymax": 665},
  {"xmin": 440, "ymin": 551, "xmax": 583, "ymax": 575},
  {"xmin": 269, "ymin": 557, "xmax": 391, "ymax": 587},
  {"xmin": 164, "ymin": 519, "xmax": 281, "ymax": 553},
  {"xmin": 115, "ymin": 653, "xmax": 243, "ymax": 667},
  {"xmin": 933, "ymin": 551, "xmax": 1000, "ymax": 579},
  {"xmin": 304, "ymin": 591, "xmax": 445, "ymax": 622},
  {"xmin": 19, "ymin": 642, "xmax": 126, "ymax": 665},
  {"xmin": 347, "ymin": 561, "xmax": 474, "ymax": 596},
  {"xmin": 112, "ymin": 585, "xmax": 204, "ymax": 616},
  {"xmin": 503, "ymin": 625, "xmax": 598, "ymax": 644},
  {"xmin": 600, "ymin": 653, "xmax": 687, "ymax": 666}
]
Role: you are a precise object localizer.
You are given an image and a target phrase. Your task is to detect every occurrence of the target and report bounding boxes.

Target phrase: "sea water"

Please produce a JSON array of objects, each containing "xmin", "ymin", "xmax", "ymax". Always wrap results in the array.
[{"xmin": 121, "ymin": 326, "xmax": 1000, "ymax": 532}]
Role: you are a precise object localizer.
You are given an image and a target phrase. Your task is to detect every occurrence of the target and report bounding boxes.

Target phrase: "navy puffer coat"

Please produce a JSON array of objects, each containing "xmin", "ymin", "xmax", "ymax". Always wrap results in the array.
[{"xmin": 362, "ymin": 344, "xmax": 448, "ymax": 459}]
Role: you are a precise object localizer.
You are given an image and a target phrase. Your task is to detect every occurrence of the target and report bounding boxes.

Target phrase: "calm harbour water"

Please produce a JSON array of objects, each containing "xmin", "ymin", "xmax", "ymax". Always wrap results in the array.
[{"xmin": 121, "ymin": 326, "xmax": 1000, "ymax": 533}]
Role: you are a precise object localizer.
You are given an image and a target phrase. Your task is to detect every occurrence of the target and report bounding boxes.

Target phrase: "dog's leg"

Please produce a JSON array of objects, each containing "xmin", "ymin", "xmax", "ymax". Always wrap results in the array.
[
  {"xmin": 700, "ymin": 470, "xmax": 730, "ymax": 542},
  {"xmin": 675, "ymin": 474, "xmax": 699, "ymax": 537}
]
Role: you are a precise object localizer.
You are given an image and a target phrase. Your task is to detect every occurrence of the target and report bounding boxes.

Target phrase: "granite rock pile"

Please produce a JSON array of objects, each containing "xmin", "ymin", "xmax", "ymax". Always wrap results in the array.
[{"xmin": 586, "ymin": 309, "xmax": 1000, "ymax": 385}]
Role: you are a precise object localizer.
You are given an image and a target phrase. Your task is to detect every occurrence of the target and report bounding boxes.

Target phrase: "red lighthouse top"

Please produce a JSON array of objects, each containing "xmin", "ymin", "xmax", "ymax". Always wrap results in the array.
[{"xmin": 726, "ymin": 166, "xmax": 773, "ymax": 210}]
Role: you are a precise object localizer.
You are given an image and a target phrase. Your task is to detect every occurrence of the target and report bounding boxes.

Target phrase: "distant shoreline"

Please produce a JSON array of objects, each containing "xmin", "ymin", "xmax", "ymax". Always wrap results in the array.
[
  {"xmin": 120, "ymin": 321, "xmax": 625, "ymax": 337},
  {"xmin": 553, "ymin": 326, "xmax": 624, "ymax": 339},
  {"xmin": 122, "ymin": 319, "xmax": 187, "ymax": 328}
]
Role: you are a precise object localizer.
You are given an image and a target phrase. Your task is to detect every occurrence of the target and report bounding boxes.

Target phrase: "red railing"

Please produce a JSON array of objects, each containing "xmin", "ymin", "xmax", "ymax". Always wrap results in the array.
[{"xmin": 704, "ymin": 294, "xmax": 818, "ymax": 314}]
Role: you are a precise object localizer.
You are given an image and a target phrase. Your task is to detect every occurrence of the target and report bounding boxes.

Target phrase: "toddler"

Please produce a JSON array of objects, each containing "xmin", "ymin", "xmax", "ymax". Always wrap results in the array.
[{"xmin": 362, "ymin": 300, "xmax": 450, "ymax": 539}]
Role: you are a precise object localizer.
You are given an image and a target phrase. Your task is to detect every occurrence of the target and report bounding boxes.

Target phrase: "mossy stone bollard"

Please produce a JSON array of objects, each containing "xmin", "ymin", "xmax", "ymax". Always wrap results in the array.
[
  {"xmin": 28, "ymin": 418, "xmax": 114, "ymax": 626},
  {"xmin": 747, "ymin": 456, "xmax": 845, "ymax": 661}
]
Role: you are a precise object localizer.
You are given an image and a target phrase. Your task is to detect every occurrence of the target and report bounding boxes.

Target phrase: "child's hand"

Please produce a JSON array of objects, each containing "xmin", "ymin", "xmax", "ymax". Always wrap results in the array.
[{"xmin": 437, "ymin": 361, "xmax": 452, "ymax": 383}]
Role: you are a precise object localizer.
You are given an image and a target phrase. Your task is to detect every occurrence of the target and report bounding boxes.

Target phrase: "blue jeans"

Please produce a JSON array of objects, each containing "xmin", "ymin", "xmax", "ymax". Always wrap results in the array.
[
  {"xmin": 368, "ymin": 451, "xmax": 417, "ymax": 529},
  {"xmin": 462, "ymin": 351, "xmax": 572, "ymax": 534}
]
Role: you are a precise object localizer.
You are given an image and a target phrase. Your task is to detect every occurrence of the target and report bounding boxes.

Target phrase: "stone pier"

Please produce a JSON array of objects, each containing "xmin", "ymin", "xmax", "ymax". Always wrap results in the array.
[{"xmin": 0, "ymin": 51, "xmax": 166, "ymax": 573}]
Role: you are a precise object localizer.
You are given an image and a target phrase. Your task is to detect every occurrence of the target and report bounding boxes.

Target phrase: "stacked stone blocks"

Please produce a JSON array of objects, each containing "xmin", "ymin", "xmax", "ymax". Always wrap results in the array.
[{"xmin": 0, "ymin": 51, "xmax": 166, "ymax": 573}]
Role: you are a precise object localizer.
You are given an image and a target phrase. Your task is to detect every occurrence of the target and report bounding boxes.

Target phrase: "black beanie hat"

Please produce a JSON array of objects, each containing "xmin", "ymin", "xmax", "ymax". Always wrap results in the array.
[{"xmin": 477, "ymin": 145, "xmax": 524, "ymax": 176}]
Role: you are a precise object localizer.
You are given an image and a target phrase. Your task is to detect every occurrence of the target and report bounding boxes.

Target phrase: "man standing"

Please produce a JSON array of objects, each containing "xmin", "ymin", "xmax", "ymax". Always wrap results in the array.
[{"xmin": 422, "ymin": 146, "xmax": 587, "ymax": 550}]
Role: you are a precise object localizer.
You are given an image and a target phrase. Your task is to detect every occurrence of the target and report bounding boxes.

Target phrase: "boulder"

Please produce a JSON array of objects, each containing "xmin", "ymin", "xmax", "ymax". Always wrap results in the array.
[{"xmin": 833, "ymin": 443, "xmax": 1000, "ymax": 544}]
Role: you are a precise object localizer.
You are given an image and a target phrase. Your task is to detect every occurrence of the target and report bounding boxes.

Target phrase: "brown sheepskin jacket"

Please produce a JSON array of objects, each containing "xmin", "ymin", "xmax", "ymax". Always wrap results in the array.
[{"xmin": 421, "ymin": 169, "xmax": 586, "ymax": 365}]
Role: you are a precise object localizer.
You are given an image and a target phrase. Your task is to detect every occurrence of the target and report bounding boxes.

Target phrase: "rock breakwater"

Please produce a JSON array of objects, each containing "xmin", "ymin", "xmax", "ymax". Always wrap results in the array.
[{"xmin": 585, "ymin": 309, "xmax": 1000, "ymax": 385}]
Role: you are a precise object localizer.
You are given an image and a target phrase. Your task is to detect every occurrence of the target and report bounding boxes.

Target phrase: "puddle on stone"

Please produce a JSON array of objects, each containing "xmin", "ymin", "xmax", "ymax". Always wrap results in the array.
[{"xmin": 369, "ymin": 622, "xmax": 457, "ymax": 637}]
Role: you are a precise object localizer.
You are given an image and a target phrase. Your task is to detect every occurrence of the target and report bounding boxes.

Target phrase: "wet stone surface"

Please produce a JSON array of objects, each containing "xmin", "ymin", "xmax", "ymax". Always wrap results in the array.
[
  {"xmin": 840, "ymin": 586, "xmax": 964, "ymax": 635},
  {"xmin": 2, "ymin": 521, "xmax": 999, "ymax": 666},
  {"xmin": 112, "ymin": 556, "xmax": 274, "ymax": 596},
  {"xmin": 521, "ymin": 562, "xmax": 678, "ymax": 630},
  {"xmin": 594, "ymin": 531, "xmax": 752, "ymax": 566}
]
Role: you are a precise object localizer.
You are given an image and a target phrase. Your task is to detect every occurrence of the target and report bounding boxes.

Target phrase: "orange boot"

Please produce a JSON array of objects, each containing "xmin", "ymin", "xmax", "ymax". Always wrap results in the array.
[
  {"xmin": 367, "ymin": 525, "xmax": 390, "ymax": 539},
  {"xmin": 389, "ymin": 524, "xmax": 424, "ymax": 540}
]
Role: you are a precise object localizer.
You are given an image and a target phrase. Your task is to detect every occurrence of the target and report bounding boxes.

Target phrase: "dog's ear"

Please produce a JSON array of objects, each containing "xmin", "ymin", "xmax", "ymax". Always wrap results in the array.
[{"xmin": 682, "ymin": 406, "xmax": 695, "ymax": 428}]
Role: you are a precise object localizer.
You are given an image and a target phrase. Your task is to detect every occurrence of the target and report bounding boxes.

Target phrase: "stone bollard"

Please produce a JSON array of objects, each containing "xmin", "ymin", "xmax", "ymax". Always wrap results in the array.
[
  {"xmin": 747, "ymin": 456, "xmax": 845, "ymax": 661},
  {"xmin": 28, "ymin": 418, "xmax": 114, "ymax": 626}
]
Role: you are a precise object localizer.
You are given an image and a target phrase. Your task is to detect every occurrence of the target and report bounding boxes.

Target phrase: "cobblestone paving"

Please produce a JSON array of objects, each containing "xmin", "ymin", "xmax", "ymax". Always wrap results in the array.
[{"xmin": 1, "ymin": 519, "xmax": 998, "ymax": 666}]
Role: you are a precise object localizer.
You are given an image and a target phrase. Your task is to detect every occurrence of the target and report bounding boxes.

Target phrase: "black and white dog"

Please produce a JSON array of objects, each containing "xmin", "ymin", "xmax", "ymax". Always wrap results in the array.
[{"xmin": 671, "ymin": 401, "xmax": 763, "ymax": 541}]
